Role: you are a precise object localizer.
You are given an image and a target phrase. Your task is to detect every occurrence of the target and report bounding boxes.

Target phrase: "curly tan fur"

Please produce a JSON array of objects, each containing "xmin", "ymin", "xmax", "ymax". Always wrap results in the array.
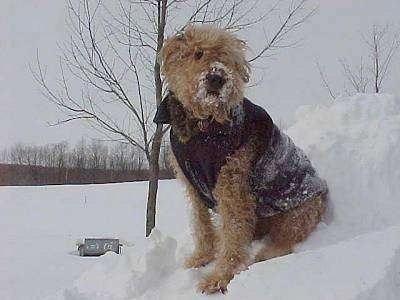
[
  {"xmin": 197, "ymin": 139, "xmax": 258, "ymax": 294},
  {"xmin": 254, "ymin": 195, "xmax": 326, "ymax": 262},
  {"xmin": 160, "ymin": 24, "xmax": 249, "ymax": 122},
  {"xmin": 169, "ymin": 150, "xmax": 217, "ymax": 268},
  {"xmin": 161, "ymin": 24, "xmax": 326, "ymax": 294}
]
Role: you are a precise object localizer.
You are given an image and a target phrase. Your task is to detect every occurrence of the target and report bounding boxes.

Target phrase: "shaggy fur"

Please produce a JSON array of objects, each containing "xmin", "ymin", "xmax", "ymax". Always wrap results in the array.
[
  {"xmin": 160, "ymin": 24, "xmax": 326, "ymax": 294},
  {"xmin": 160, "ymin": 25, "xmax": 249, "ymax": 123}
]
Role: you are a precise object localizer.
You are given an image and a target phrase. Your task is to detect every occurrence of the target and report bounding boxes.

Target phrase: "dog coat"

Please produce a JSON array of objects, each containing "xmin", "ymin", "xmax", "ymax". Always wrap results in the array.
[{"xmin": 154, "ymin": 96, "xmax": 328, "ymax": 217}]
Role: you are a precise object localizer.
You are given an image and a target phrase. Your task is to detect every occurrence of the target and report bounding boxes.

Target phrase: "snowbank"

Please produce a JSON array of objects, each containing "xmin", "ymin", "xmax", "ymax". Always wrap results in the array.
[
  {"xmin": 2, "ymin": 94, "xmax": 400, "ymax": 299},
  {"xmin": 59, "ymin": 226, "xmax": 400, "ymax": 300},
  {"xmin": 59, "ymin": 93, "xmax": 400, "ymax": 300},
  {"xmin": 287, "ymin": 93, "xmax": 400, "ymax": 247},
  {"xmin": 0, "ymin": 181, "xmax": 188, "ymax": 300}
]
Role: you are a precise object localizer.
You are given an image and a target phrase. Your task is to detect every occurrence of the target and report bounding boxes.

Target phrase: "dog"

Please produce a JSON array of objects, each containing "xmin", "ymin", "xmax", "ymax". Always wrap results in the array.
[{"xmin": 154, "ymin": 24, "xmax": 328, "ymax": 294}]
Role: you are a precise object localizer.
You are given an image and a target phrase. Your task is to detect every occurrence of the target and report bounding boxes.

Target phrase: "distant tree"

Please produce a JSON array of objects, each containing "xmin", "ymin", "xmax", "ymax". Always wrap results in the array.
[
  {"xmin": 159, "ymin": 140, "xmax": 170, "ymax": 171},
  {"xmin": 367, "ymin": 25, "xmax": 400, "ymax": 93},
  {"xmin": 134, "ymin": 147, "xmax": 146, "ymax": 171},
  {"xmin": 108, "ymin": 142, "xmax": 130, "ymax": 171},
  {"xmin": 70, "ymin": 138, "xmax": 88, "ymax": 169},
  {"xmin": 53, "ymin": 142, "xmax": 69, "ymax": 169},
  {"xmin": 9, "ymin": 143, "xmax": 26, "ymax": 165},
  {"xmin": 0, "ymin": 148, "xmax": 8, "ymax": 163},
  {"xmin": 87, "ymin": 140, "xmax": 109, "ymax": 170},
  {"xmin": 318, "ymin": 24, "xmax": 400, "ymax": 99}
]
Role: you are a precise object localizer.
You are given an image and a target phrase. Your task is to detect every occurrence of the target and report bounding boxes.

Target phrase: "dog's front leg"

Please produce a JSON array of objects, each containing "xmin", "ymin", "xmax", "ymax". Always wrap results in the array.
[
  {"xmin": 198, "ymin": 147, "xmax": 256, "ymax": 294},
  {"xmin": 169, "ymin": 152, "xmax": 217, "ymax": 268},
  {"xmin": 184, "ymin": 183, "xmax": 217, "ymax": 269}
]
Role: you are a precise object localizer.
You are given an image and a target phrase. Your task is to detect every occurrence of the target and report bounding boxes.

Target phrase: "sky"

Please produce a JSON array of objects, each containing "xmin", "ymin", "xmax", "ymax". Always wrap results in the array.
[{"xmin": 0, "ymin": 0, "xmax": 399, "ymax": 148}]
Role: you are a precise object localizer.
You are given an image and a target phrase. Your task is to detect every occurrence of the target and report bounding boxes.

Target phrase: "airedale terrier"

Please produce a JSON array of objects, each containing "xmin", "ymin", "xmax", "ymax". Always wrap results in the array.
[{"xmin": 154, "ymin": 24, "xmax": 328, "ymax": 294}]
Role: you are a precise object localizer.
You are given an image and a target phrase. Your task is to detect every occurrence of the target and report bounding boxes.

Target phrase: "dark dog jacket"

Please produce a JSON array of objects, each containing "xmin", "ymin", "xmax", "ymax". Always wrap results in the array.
[{"xmin": 154, "ymin": 95, "xmax": 328, "ymax": 217}]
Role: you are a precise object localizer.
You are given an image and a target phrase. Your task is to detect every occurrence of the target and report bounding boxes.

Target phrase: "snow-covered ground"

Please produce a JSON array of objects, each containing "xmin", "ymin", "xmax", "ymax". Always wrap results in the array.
[{"xmin": 1, "ymin": 94, "xmax": 400, "ymax": 299}]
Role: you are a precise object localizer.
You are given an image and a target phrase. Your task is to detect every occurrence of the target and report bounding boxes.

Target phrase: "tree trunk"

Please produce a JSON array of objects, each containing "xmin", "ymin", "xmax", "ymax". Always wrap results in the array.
[
  {"xmin": 374, "ymin": 46, "xmax": 379, "ymax": 93},
  {"xmin": 145, "ymin": 0, "xmax": 167, "ymax": 237},
  {"xmin": 145, "ymin": 124, "xmax": 164, "ymax": 237}
]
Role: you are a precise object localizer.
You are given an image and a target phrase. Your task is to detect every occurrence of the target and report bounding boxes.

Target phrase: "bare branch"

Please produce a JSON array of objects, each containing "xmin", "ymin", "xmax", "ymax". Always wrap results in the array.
[
  {"xmin": 331, "ymin": 24, "xmax": 400, "ymax": 95},
  {"xmin": 364, "ymin": 24, "xmax": 400, "ymax": 93},
  {"xmin": 249, "ymin": 0, "xmax": 315, "ymax": 62},
  {"xmin": 316, "ymin": 61, "xmax": 336, "ymax": 100}
]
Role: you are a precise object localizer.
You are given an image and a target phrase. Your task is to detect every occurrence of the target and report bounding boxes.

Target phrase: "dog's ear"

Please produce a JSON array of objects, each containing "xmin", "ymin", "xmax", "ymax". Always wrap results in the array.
[
  {"xmin": 159, "ymin": 27, "xmax": 188, "ymax": 75},
  {"xmin": 235, "ymin": 38, "xmax": 251, "ymax": 83},
  {"xmin": 153, "ymin": 93, "xmax": 173, "ymax": 124}
]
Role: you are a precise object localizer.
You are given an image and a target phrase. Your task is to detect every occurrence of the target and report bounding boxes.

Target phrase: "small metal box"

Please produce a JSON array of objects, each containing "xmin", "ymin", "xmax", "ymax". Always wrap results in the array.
[{"xmin": 78, "ymin": 238, "xmax": 121, "ymax": 256}]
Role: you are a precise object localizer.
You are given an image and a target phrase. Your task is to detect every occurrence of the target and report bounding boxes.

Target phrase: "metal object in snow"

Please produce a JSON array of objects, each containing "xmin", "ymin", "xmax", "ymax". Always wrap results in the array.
[{"xmin": 77, "ymin": 238, "xmax": 121, "ymax": 256}]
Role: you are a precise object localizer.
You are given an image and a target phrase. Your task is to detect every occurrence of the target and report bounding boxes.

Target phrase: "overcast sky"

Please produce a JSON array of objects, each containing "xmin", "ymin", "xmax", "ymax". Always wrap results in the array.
[{"xmin": 0, "ymin": 0, "xmax": 399, "ymax": 149}]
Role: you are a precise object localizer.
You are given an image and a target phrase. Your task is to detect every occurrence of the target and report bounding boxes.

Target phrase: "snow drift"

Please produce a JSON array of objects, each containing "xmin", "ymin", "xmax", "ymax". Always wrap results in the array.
[
  {"xmin": 288, "ymin": 93, "xmax": 400, "ymax": 247},
  {"xmin": 2, "ymin": 94, "xmax": 400, "ymax": 300},
  {"xmin": 59, "ymin": 94, "xmax": 400, "ymax": 299}
]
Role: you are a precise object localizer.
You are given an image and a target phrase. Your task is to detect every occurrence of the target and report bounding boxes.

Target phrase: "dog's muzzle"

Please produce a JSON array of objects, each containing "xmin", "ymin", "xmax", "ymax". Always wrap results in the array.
[
  {"xmin": 206, "ymin": 73, "xmax": 226, "ymax": 92},
  {"xmin": 206, "ymin": 69, "xmax": 226, "ymax": 92}
]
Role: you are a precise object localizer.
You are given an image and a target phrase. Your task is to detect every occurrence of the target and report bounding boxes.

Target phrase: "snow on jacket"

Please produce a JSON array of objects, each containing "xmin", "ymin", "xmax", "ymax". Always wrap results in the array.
[{"xmin": 154, "ymin": 96, "xmax": 328, "ymax": 217}]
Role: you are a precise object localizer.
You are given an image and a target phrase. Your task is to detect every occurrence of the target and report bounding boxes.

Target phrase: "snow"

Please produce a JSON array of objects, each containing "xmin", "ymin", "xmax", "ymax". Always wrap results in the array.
[
  {"xmin": 0, "ymin": 182, "xmax": 188, "ymax": 300},
  {"xmin": 288, "ymin": 93, "xmax": 400, "ymax": 245},
  {"xmin": 1, "ymin": 93, "xmax": 400, "ymax": 299}
]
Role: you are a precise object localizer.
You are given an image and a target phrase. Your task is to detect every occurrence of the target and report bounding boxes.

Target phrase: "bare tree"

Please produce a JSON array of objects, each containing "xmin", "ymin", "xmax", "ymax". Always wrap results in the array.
[
  {"xmin": 109, "ymin": 142, "xmax": 130, "ymax": 171},
  {"xmin": 316, "ymin": 61, "xmax": 336, "ymax": 100},
  {"xmin": 87, "ymin": 140, "xmax": 109, "ymax": 169},
  {"xmin": 53, "ymin": 142, "xmax": 69, "ymax": 169},
  {"xmin": 366, "ymin": 25, "xmax": 400, "ymax": 93},
  {"xmin": 71, "ymin": 138, "xmax": 88, "ymax": 169},
  {"xmin": 339, "ymin": 57, "xmax": 369, "ymax": 94},
  {"xmin": 159, "ymin": 140, "xmax": 170, "ymax": 171},
  {"xmin": 32, "ymin": 0, "xmax": 314, "ymax": 236},
  {"xmin": 318, "ymin": 24, "xmax": 400, "ymax": 98},
  {"xmin": 8, "ymin": 143, "xmax": 34, "ymax": 166},
  {"xmin": 0, "ymin": 148, "xmax": 9, "ymax": 163}
]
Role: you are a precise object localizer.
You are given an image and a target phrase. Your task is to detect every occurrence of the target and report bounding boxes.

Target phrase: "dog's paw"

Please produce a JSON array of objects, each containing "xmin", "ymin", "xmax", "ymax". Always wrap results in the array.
[
  {"xmin": 197, "ymin": 272, "xmax": 232, "ymax": 294},
  {"xmin": 184, "ymin": 251, "xmax": 214, "ymax": 269}
]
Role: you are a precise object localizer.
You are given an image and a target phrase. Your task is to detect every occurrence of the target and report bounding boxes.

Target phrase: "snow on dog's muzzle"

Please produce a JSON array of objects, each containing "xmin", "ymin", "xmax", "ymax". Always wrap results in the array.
[
  {"xmin": 206, "ymin": 68, "xmax": 226, "ymax": 92},
  {"xmin": 195, "ymin": 62, "xmax": 234, "ymax": 105}
]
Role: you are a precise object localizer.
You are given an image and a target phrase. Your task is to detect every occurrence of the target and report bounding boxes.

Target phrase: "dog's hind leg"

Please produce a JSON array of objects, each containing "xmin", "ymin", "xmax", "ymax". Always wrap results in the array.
[
  {"xmin": 253, "ymin": 241, "xmax": 293, "ymax": 263},
  {"xmin": 268, "ymin": 194, "xmax": 326, "ymax": 249},
  {"xmin": 254, "ymin": 194, "xmax": 326, "ymax": 264},
  {"xmin": 197, "ymin": 142, "xmax": 257, "ymax": 294},
  {"xmin": 252, "ymin": 219, "xmax": 293, "ymax": 263}
]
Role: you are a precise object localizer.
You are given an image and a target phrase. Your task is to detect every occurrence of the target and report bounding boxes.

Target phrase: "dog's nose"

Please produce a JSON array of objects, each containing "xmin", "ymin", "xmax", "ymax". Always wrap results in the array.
[{"xmin": 206, "ymin": 73, "xmax": 226, "ymax": 91}]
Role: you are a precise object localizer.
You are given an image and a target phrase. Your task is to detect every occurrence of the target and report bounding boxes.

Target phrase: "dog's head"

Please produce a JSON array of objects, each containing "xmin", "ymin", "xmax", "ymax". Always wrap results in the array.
[{"xmin": 159, "ymin": 24, "xmax": 250, "ymax": 123}]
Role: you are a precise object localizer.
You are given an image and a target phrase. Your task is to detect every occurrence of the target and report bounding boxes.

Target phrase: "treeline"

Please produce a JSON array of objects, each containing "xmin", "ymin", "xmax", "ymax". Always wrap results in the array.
[
  {"xmin": 0, "ymin": 139, "xmax": 174, "ymax": 186},
  {"xmin": 2, "ymin": 139, "xmax": 149, "ymax": 170}
]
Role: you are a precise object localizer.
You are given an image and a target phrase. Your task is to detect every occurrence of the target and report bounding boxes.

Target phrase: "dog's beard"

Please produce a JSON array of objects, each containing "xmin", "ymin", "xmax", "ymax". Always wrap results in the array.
[{"xmin": 195, "ymin": 74, "xmax": 233, "ymax": 105}]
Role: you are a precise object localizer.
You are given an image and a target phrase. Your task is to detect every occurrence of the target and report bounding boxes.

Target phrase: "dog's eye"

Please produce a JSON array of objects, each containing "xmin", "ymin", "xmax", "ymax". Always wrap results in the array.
[{"xmin": 194, "ymin": 48, "xmax": 204, "ymax": 60}]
